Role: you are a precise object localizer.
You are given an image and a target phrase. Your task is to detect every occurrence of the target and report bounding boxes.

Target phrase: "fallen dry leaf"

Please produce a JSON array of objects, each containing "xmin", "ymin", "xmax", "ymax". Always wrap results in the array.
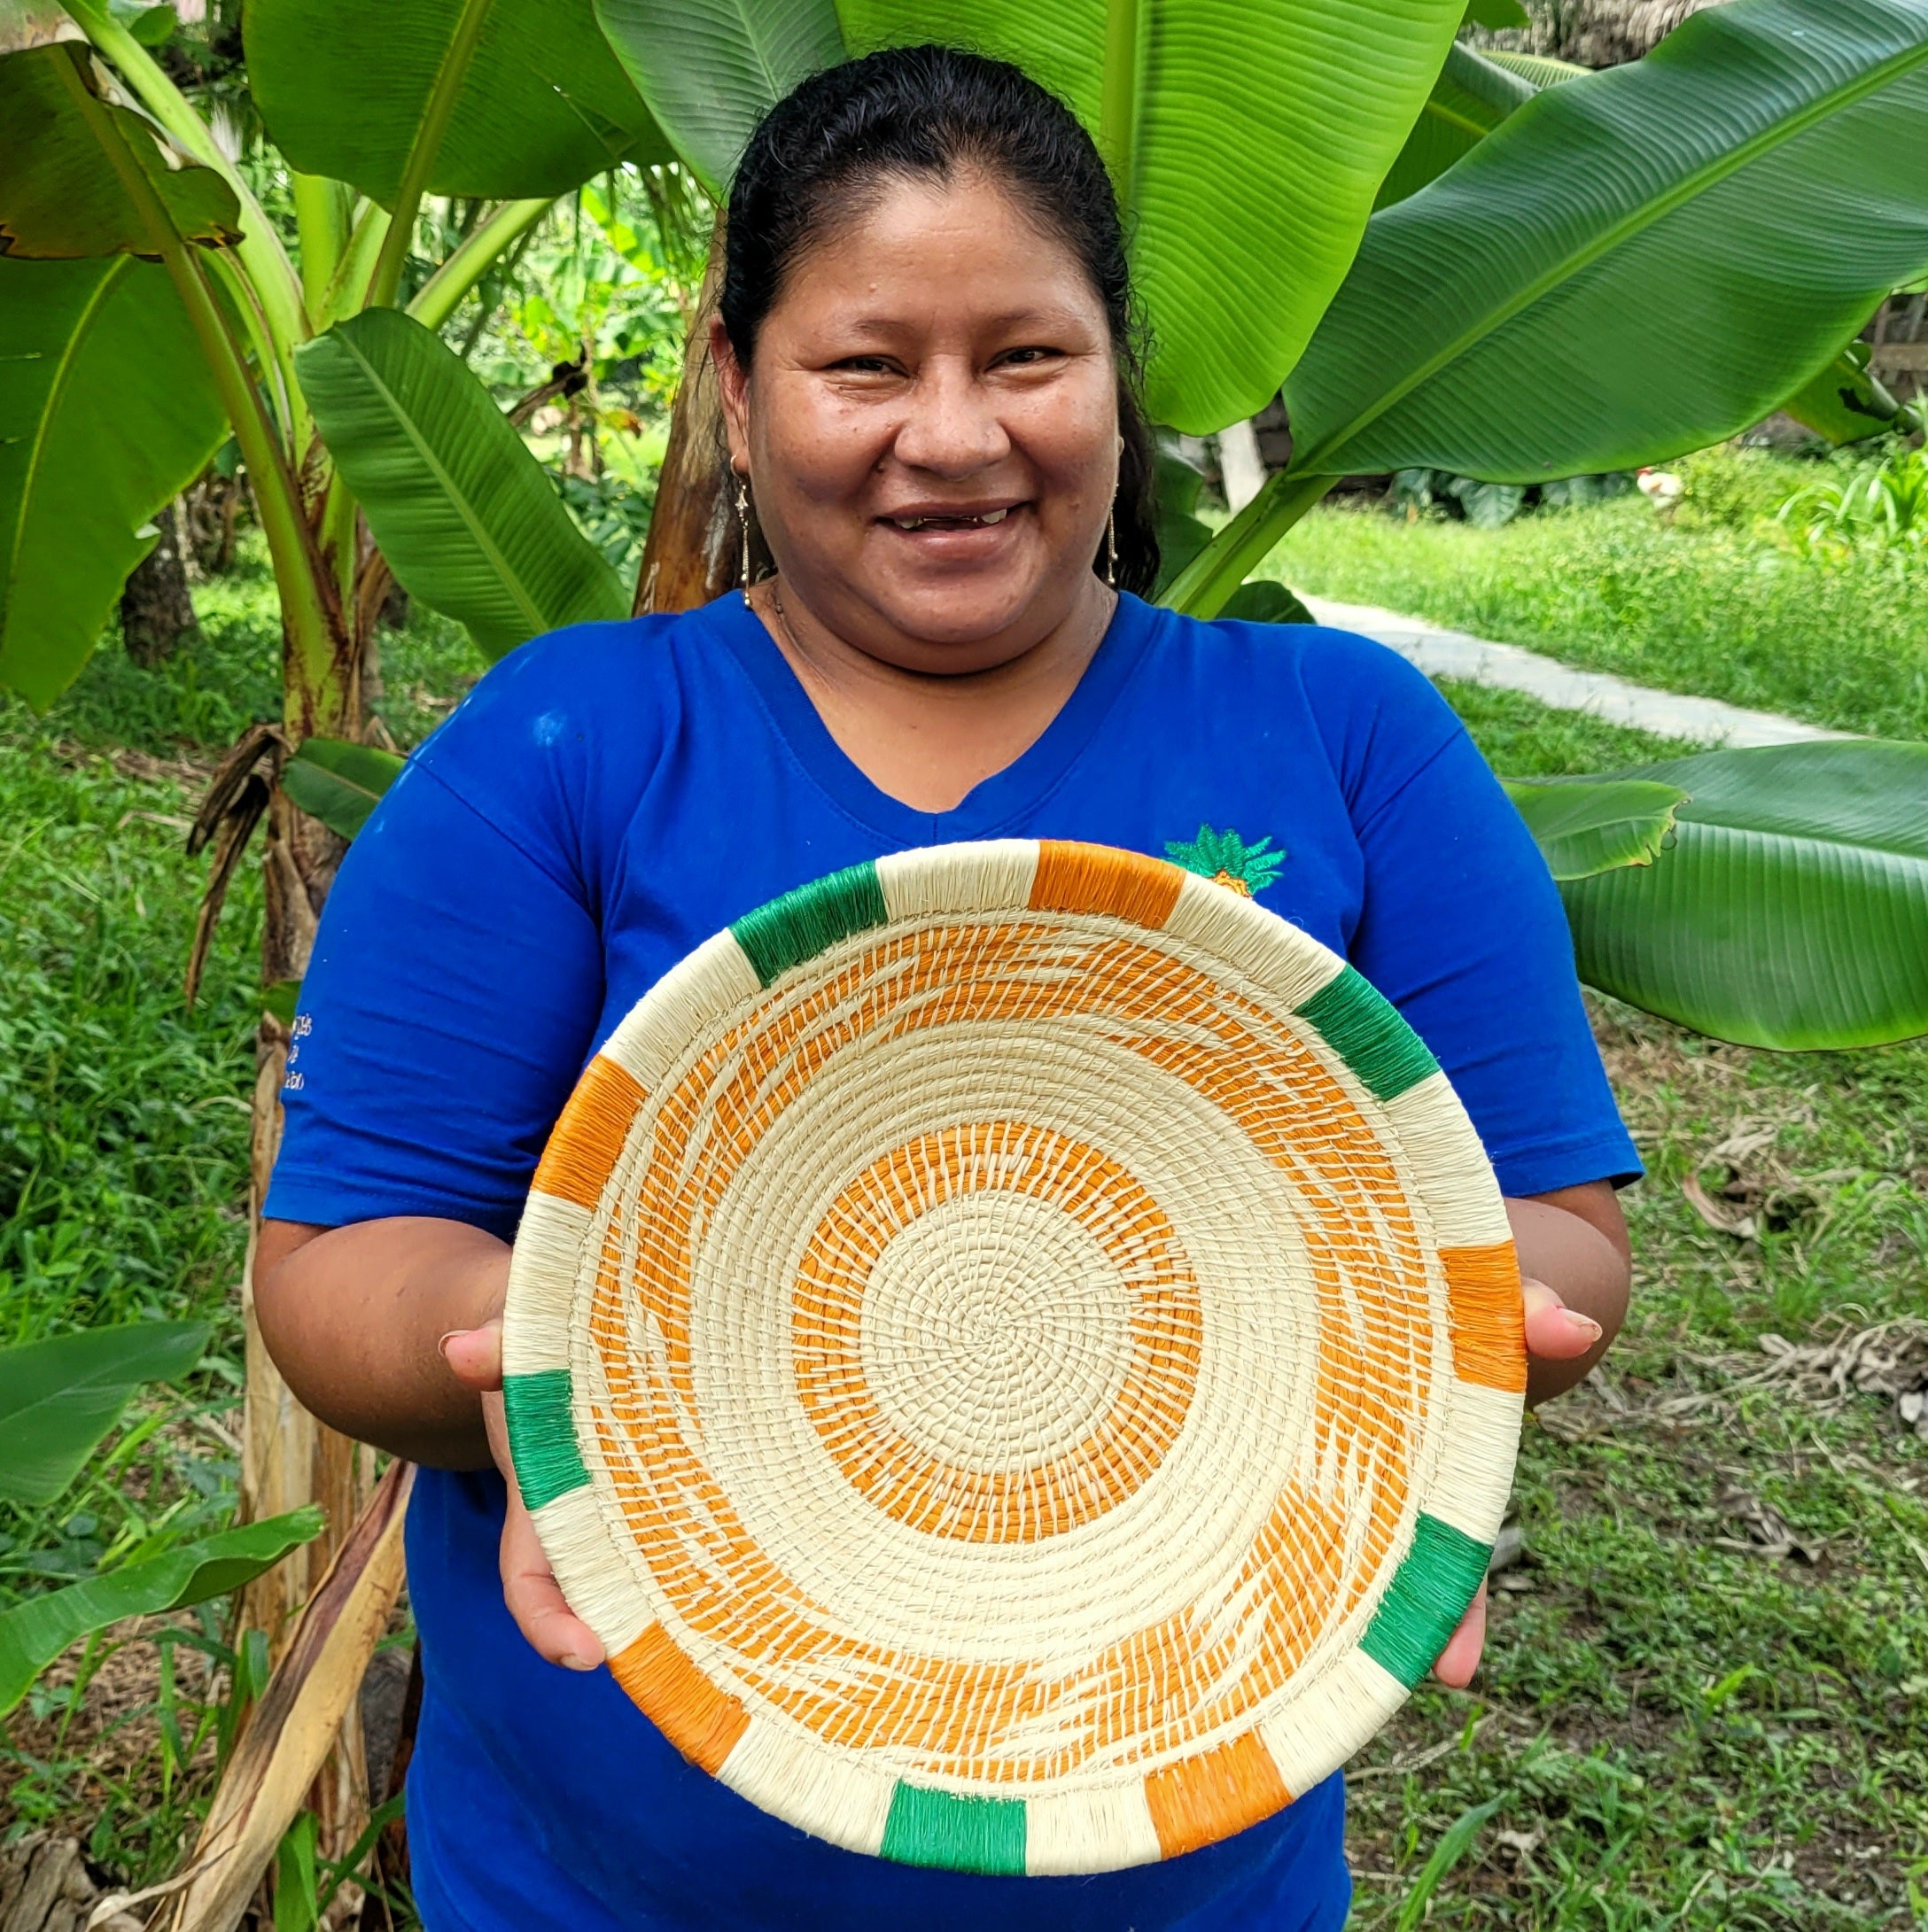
[
  {"xmin": 161, "ymin": 1461, "xmax": 412, "ymax": 1932},
  {"xmin": 1719, "ymin": 1484, "xmax": 1825, "ymax": 1564},
  {"xmin": 1683, "ymin": 1174, "xmax": 1758, "ymax": 1240}
]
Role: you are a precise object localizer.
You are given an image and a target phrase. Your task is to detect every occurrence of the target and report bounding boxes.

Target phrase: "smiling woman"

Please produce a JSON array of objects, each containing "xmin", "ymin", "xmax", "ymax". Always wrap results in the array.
[
  {"xmin": 250, "ymin": 41, "xmax": 1633, "ymax": 1932},
  {"xmin": 710, "ymin": 48, "xmax": 1161, "ymax": 807}
]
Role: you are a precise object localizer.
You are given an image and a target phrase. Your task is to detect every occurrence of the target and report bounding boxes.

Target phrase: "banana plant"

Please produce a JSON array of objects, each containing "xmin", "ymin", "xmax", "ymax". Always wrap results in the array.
[
  {"xmin": 0, "ymin": 0, "xmax": 671, "ymax": 1887},
  {"xmin": 296, "ymin": 0, "xmax": 1928, "ymax": 1051},
  {"xmin": 0, "ymin": 1322, "xmax": 322, "ymax": 1717},
  {"xmin": 1168, "ymin": 0, "xmax": 1928, "ymax": 614}
]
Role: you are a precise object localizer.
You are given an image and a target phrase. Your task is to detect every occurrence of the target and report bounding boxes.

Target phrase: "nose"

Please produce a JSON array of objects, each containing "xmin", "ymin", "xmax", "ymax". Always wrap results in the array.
[{"xmin": 890, "ymin": 358, "xmax": 1011, "ymax": 477}]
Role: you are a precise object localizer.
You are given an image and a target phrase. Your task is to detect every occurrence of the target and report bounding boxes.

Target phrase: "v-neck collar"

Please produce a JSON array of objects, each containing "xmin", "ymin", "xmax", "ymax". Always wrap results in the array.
[{"xmin": 708, "ymin": 590, "xmax": 1154, "ymax": 845}]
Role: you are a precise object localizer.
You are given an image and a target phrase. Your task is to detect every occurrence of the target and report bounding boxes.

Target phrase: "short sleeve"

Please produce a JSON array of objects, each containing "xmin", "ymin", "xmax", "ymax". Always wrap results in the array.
[
  {"xmin": 1345, "ymin": 713, "xmax": 1641, "ymax": 1199},
  {"xmin": 264, "ymin": 753, "xmax": 606, "ymax": 1240}
]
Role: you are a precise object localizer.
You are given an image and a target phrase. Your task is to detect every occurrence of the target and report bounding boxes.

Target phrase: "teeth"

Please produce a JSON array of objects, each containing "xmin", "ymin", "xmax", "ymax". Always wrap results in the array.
[{"xmin": 890, "ymin": 509, "xmax": 1011, "ymax": 531}]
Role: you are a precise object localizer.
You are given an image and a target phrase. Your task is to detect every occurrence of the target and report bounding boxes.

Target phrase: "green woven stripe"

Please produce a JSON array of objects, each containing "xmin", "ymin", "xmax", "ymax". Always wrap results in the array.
[
  {"xmin": 880, "ymin": 1783, "xmax": 1026, "ymax": 1874},
  {"xmin": 1360, "ymin": 1513, "xmax": 1492, "ymax": 1688},
  {"xmin": 502, "ymin": 1369, "xmax": 590, "ymax": 1511},
  {"xmin": 1294, "ymin": 966, "xmax": 1438, "ymax": 1101},
  {"xmin": 729, "ymin": 861, "xmax": 889, "ymax": 989}
]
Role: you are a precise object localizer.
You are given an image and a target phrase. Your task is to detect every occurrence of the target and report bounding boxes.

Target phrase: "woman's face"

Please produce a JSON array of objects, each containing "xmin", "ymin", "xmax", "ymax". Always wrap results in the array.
[{"xmin": 714, "ymin": 169, "xmax": 1120, "ymax": 676}]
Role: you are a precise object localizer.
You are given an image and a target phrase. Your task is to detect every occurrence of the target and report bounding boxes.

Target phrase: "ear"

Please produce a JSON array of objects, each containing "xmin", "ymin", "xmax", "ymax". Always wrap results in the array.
[{"xmin": 711, "ymin": 316, "xmax": 751, "ymax": 476}]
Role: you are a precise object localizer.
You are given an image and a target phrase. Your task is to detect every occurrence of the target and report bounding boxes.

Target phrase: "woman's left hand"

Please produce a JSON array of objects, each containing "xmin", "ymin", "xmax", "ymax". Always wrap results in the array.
[{"xmin": 1431, "ymin": 1276, "xmax": 1602, "ymax": 1688}]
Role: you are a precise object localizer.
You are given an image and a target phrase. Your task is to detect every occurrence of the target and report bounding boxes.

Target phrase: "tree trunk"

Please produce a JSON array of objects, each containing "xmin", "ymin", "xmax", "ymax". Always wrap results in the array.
[
  {"xmin": 1483, "ymin": 0, "xmax": 1729, "ymax": 66},
  {"xmin": 182, "ymin": 472, "xmax": 243, "ymax": 578},
  {"xmin": 236, "ymin": 613, "xmax": 377, "ymax": 1907},
  {"xmin": 120, "ymin": 502, "xmax": 198, "ymax": 667},
  {"xmin": 633, "ymin": 216, "xmax": 733, "ymax": 617}
]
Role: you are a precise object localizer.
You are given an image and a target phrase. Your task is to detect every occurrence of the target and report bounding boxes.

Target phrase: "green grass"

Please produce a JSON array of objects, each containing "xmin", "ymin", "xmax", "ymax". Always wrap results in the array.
[
  {"xmin": 0, "ymin": 731, "xmax": 258, "ymax": 1346},
  {"xmin": 47, "ymin": 532, "xmax": 484, "ymax": 757},
  {"xmin": 1442, "ymin": 679, "xmax": 1700, "ymax": 777},
  {"xmin": 1265, "ymin": 446, "xmax": 1928, "ymax": 742}
]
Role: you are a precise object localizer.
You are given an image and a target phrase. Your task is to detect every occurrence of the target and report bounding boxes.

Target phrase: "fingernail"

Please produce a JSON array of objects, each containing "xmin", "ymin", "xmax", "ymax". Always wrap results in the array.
[
  {"xmin": 437, "ymin": 1329, "xmax": 464, "ymax": 1360},
  {"xmin": 562, "ymin": 1650, "xmax": 599, "ymax": 1672},
  {"xmin": 1564, "ymin": 1311, "xmax": 1603, "ymax": 1342}
]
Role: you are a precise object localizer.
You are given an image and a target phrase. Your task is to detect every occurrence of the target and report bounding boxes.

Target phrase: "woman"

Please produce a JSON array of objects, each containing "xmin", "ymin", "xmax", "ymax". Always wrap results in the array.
[{"xmin": 258, "ymin": 44, "xmax": 1635, "ymax": 1932}]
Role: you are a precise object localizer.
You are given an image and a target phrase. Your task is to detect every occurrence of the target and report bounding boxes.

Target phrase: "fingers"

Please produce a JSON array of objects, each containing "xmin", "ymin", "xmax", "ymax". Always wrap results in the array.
[
  {"xmin": 1521, "ymin": 1276, "xmax": 1602, "ymax": 1363},
  {"xmin": 1431, "ymin": 1581, "xmax": 1488, "ymax": 1688},
  {"xmin": 500, "ymin": 1486, "xmax": 606, "ymax": 1672},
  {"xmin": 440, "ymin": 1317, "xmax": 503, "ymax": 1393}
]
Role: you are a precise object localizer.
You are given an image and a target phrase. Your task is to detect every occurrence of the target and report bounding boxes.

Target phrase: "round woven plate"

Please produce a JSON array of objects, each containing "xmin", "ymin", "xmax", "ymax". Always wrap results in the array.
[{"xmin": 501, "ymin": 840, "xmax": 1524, "ymax": 1876}]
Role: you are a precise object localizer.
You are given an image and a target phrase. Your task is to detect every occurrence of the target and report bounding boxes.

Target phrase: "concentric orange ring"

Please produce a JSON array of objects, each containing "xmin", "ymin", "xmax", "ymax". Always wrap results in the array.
[{"xmin": 795, "ymin": 1121, "xmax": 1203, "ymax": 1542}]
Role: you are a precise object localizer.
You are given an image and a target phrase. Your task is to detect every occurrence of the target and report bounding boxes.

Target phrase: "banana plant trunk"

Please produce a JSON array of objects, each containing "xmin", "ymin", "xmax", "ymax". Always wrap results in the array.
[
  {"xmin": 237, "ymin": 596, "xmax": 385, "ymax": 1901},
  {"xmin": 634, "ymin": 217, "xmax": 733, "ymax": 615}
]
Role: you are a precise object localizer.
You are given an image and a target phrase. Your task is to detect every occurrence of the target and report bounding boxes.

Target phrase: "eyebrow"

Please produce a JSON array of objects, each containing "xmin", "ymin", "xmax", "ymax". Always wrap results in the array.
[{"xmin": 831, "ymin": 306, "xmax": 1085, "ymax": 338}]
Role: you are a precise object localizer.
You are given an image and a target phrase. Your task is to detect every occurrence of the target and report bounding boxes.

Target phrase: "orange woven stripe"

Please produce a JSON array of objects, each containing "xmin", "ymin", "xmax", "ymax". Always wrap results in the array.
[
  {"xmin": 610, "ymin": 1624, "xmax": 749, "ymax": 1773},
  {"xmin": 1442, "ymin": 1243, "xmax": 1527, "ymax": 1393},
  {"xmin": 533, "ymin": 1055, "xmax": 647, "ymax": 1209},
  {"xmin": 1145, "ymin": 1731, "xmax": 1291, "ymax": 1859},
  {"xmin": 1030, "ymin": 842, "xmax": 1184, "ymax": 929}
]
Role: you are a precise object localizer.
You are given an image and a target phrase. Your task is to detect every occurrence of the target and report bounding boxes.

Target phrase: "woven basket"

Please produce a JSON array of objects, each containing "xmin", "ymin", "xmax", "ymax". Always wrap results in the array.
[{"xmin": 501, "ymin": 840, "xmax": 1524, "ymax": 1876}]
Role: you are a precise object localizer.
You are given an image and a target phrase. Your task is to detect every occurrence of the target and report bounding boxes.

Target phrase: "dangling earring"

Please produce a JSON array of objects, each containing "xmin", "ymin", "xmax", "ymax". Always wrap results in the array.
[
  {"xmin": 1105, "ymin": 508, "xmax": 1117, "ymax": 588},
  {"xmin": 735, "ymin": 473, "xmax": 752, "ymax": 592}
]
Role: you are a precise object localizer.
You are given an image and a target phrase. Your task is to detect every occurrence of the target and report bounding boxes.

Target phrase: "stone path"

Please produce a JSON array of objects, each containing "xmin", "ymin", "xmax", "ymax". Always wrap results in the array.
[{"xmin": 1301, "ymin": 594, "xmax": 1850, "ymax": 749}]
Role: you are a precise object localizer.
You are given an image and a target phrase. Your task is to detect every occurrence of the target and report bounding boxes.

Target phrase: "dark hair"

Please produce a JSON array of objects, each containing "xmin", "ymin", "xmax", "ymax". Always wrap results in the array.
[{"xmin": 721, "ymin": 43, "xmax": 1160, "ymax": 597}]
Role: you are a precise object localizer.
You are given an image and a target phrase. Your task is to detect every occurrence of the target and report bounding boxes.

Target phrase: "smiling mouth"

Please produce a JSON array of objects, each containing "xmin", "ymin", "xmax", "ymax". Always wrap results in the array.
[{"xmin": 885, "ymin": 508, "xmax": 1014, "ymax": 531}]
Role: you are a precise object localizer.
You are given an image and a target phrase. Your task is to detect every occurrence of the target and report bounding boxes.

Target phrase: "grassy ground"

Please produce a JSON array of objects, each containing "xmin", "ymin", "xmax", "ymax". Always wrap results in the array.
[
  {"xmin": 4, "ymin": 531, "xmax": 1926, "ymax": 1924},
  {"xmin": 1264, "ymin": 446, "xmax": 1928, "ymax": 741}
]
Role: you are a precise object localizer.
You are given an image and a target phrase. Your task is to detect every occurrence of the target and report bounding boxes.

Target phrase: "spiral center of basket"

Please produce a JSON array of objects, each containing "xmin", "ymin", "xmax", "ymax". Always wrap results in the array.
[
  {"xmin": 793, "ymin": 1122, "xmax": 1204, "ymax": 1542},
  {"xmin": 862, "ymin": 1192, "xmax": 1133, "ymax": 1470}
]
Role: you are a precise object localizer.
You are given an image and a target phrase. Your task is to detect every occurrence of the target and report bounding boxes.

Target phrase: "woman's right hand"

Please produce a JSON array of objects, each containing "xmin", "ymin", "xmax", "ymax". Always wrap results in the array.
[{"xmin": 442, "ymin": 1320, "xmax": 607, "ymax": 1672}]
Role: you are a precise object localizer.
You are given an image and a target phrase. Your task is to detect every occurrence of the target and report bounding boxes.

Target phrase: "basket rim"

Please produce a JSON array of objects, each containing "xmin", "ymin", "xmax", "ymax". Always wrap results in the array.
[{"xmin": 501, "ymin": 838, "xmax": 1525, "ymax": 1876}]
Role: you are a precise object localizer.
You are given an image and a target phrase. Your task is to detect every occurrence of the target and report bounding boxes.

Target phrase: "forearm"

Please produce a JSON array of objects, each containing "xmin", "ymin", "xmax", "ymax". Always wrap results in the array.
[
  {"xmin": 254, "ymin": 1215, "xmax": 508, "ymax": 1467},
  {"xmin": 1506, "ymin": 1187, "xmax": 1631, "ymax": 1408}
]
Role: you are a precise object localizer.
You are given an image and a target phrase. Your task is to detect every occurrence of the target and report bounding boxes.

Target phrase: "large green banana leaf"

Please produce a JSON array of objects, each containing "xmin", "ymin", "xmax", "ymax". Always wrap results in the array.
[
  {"xmin": 841, "ymin": 0, "xmax": 1469, "ymax": 433},
  {"xmin": 1503, "ymin": 776, "xmax": 1688, "ymax": 882},
  {"xmin": 0, "ymin": 1320, "xmax": 208, "ymax": 1508},
  {"xmin": 1375, "ymin": 43, "xmax": 1535, "ymax": 211},
  {"xmin": 604, "ymin": 0, "xmax": 1465, "ymax": 435},
  {"xmin": 0, "ymin": 1508, "xmax": 322, "ymax": 1716},
  {"xmin": 246, "ymin": 0, "xmax": 670, "ymax": 206},
  {"xmin": 0, "ymin": 42, "xmax": 240, "ymax": 258},
  {"xmin": 594, "ymin": 0, "xmax": 844, "ymax": 196},
  {"xmin": 0, "ymin": 255, "xmax": 224, "ymax": 709},
  {"xmin": 282, "ymin": 738, "xmax": 405, "ymax": 842},
  {"xmin": 1284, "ymin": 0, "xmax": 1928, "ymax": 484},
  {"xmin": 1559, "ymin": 741, "xmax": 1928, "ymax": 1050},
  {"xmin": 1479, "ymin": 50, "xmax": 1585, "ymax": 88},
  {"xmin": 297, "ymin": 308, "xmax": 627, "ymax": 661}
]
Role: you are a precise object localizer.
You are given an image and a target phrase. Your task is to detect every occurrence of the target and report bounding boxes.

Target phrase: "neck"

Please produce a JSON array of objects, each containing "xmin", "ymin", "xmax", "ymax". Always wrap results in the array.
[{"xmin": 749, "ymin": 574, "xmax": 1118, "ymax": 813}]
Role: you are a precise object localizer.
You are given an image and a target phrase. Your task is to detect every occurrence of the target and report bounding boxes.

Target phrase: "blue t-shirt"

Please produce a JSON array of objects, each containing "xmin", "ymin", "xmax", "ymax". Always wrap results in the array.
[{"xmin": 268, "ymin": 589, "xmax": 1637, "ymax": 1932}]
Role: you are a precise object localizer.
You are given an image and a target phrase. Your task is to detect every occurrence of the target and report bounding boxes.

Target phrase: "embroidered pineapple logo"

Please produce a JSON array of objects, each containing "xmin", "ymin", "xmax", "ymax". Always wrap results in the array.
[{"xmin": 1164, "ymin": 824, "xmax": 1287, "ymax": 898}]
